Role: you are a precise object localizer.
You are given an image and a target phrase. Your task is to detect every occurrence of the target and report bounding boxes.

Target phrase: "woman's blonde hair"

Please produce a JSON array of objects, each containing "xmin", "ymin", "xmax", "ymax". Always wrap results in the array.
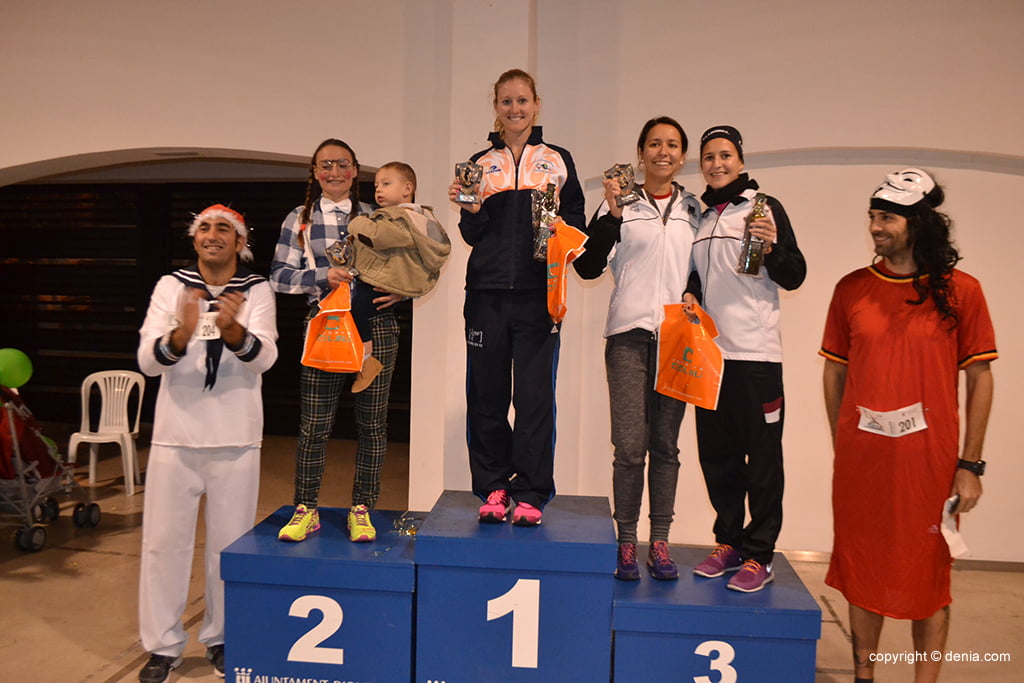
[{"xmin": 492, "ymin": 68, "xmax": 539, "ymax": 136}]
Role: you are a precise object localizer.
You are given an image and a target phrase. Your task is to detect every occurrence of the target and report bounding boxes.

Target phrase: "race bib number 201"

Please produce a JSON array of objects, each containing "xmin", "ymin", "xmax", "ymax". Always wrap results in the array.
[{"xmin": 857, "ymin": 402, "xmax": 927, "ymax": 438}]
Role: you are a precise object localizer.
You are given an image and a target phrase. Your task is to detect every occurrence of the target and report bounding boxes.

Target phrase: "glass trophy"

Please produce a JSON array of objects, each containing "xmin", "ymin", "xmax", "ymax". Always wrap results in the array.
[
  {"xmin": 604, "ymin": 163, "xmax": 641, "ymax": 207},
  {"xmin": 455, "ymin": 161, "xmax": 484, "ymax": 204}
]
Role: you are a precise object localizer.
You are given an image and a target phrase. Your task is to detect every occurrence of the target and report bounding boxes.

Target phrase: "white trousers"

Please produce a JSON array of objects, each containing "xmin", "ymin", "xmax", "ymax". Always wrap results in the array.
[{"xmin": 139, "ymin": 444, "xmax": 259, "ymax": 656}]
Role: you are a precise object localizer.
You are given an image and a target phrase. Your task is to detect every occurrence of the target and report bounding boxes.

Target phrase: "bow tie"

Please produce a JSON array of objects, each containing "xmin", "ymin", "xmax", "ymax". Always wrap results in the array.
[{"xmin": 320, "ymin": 197, "xmax": 352, "ymax": 214}]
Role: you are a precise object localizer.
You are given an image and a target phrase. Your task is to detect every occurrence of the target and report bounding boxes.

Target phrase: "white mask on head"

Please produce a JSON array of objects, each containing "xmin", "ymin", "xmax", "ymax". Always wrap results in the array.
[{"xmin": 871, "ymin": 168, "xmax": 936, "ymax": 208}]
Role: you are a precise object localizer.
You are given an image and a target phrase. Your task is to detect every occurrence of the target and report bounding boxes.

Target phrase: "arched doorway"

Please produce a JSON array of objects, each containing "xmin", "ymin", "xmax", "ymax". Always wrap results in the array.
[{"xmin": 0, "ymin": 150, "xmax": 411, "ymax": 440}]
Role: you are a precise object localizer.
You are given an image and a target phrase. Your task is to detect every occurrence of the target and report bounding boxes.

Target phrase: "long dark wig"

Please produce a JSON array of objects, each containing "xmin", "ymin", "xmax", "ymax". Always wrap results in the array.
[{"xmin": 905, "ymin": 183, "xmax": 962, "ymax": 328}]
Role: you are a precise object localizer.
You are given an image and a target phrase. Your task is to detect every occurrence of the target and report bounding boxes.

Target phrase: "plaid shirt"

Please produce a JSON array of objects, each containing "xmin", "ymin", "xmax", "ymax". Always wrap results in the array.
[{"xmin": 270, "ymin": 199, "xmax": 373, "ymax": 305}]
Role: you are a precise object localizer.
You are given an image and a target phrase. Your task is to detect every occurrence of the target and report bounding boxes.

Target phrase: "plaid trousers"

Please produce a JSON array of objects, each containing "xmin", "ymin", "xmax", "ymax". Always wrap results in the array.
[{"xmin": 294, "ymin": 308, "xmax": 399, "ymax": 508}]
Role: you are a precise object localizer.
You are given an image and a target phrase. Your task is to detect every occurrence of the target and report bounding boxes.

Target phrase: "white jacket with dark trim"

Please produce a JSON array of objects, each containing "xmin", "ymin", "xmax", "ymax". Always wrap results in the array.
[
  {"xmin": 690, "ymin": 188, "xmax": 805, "ymax": 362},
  {"xmin": 573, "ymin": 183, "xmax": 701, "ymax": 337}
]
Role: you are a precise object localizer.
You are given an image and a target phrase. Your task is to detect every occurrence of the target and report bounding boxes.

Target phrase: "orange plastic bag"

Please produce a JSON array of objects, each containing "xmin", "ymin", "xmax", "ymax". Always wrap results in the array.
[
  {"xmin": 301, "ymin": 283, "xmax": 364, "ymax": 373},
  {"xmin": 655, "ymin": 303, "xmax": 723, "ymax": 410},
  {"xmin": 546, "ymin": 217, "xmax": 588, "ymax": 323}
]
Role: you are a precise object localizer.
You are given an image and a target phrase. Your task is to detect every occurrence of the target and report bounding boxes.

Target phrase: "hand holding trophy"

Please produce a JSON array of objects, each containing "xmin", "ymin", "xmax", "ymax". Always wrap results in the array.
[
  {"xmin": 325, "ymin": 236, "xmax": 356, "ymax": 271},
  {"xmin": 454, "ymin": 161, "xmax": 484, "ymax": 204},
  {"xmin": 603, "ymin": 163, "xmax": 641, "ymax": 207}
]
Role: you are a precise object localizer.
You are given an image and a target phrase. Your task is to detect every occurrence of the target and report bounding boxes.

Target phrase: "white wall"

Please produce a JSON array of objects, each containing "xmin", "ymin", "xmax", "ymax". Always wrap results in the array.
[{"xmin": 2, "ymin": 0, "xmax": 1021, "ymax": 561}]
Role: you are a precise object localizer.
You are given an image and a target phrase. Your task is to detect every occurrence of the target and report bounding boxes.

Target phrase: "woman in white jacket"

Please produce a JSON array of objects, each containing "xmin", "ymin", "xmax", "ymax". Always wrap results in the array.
[
  {"xmin": 573, "ymin": 116, "xmax": 701, "ymax": 581},
  {"xmin": 688, "ymin": 125, "xmax": 806, "ymax": 593}
]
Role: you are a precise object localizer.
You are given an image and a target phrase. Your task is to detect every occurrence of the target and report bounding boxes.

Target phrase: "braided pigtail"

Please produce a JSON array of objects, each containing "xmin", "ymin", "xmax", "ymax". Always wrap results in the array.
[
  {"xmin": 349, "ymin": 155, "xmax": 364, "ymax": 219},
  {"xmin": 296, "ymin": 164, "xmax": 318, "ymax": 249}
]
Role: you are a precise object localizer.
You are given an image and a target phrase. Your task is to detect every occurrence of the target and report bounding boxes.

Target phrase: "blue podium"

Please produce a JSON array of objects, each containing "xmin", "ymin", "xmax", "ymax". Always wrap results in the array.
[
  {"xmin": 221, "ymin": 498, "xmax": 822, "ymax": 682},
  {"xmin": 613, "ymin": 546, "xmax": 821, "ymax": 683},
  {"xmin": 222, "ymin": 506, "xmax": 417, "ymax": 683},
  {"xmin": 414, "ymin": 490, "xmax": 617, "ymax": 682}
]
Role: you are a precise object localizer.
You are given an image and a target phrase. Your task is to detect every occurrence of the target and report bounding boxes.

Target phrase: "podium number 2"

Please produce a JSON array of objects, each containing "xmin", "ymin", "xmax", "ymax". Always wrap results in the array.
[
  {"xmin": 486, "ymin": 578, "xmax": 540, "ymax": 669},
  {"xmin": 287, "ymin": 595, "xmax": 345, "ymax": 665},
  {"xmin": 693, "ymin": 640, "xmax": 737, "ymax": 683}
]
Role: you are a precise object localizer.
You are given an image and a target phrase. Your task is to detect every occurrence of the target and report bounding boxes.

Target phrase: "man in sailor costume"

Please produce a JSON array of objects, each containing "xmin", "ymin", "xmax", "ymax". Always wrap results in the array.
[{"xmin": 136, "ymin": 204, "xmax": 278, "ymax": 682}]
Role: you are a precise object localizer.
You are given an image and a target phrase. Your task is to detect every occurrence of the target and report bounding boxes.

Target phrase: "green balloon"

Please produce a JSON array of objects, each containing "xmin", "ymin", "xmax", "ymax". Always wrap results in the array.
[{"xmin": 0, "ymin": 348, "xmax": 33, "ymax": 389}]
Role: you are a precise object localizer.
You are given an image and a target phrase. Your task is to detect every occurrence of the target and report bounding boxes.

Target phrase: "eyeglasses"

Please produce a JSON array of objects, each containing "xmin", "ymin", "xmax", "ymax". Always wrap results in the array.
[{"xmin": 316, "ymin": 159, "xmax": 354, "ymax": 171}]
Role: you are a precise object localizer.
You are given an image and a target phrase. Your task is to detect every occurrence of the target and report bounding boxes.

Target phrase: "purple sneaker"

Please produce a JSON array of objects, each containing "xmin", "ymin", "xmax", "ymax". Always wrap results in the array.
[
  {"xmin": 727, "ymin": 559, "xmax": 774, "ymax": 592},
  {"xmin": 615, "ymin": 543, "xmax": 640, "ymax": 581},
  {"xmin": 479, "ymin": 490, "xmax": 512, "ymax": 523},
  {"xmin": 646, "ymin": 540, "xmax": 679, "ymax": 580},
  {"xmin": 692, "ymin": 543, "xmax": 743, "ymax": 578}
]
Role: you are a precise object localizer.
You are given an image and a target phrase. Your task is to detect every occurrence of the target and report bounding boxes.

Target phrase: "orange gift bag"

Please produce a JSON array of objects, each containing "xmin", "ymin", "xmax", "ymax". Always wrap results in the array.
[
  {"xmin": 546, "ymin": 217, "xmax": 588, "ymax": 324},
  {"xmin": 655, "ymin": 303, "xmax": 723, "ymax": 410},
  {"xmin": 301, "ymin": 283, "xmax": 364, "ymax": 373}
]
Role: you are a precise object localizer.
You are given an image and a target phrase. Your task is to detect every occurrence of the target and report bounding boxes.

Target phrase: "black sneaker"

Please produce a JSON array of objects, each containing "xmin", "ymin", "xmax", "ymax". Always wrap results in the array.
[
  {"xmin": 206, "ymin": 644, "xmax": 225, "ymax": 678},
  {"xmin": 139, "ymin": 653, "xmax": 182, "ymax": 683}
]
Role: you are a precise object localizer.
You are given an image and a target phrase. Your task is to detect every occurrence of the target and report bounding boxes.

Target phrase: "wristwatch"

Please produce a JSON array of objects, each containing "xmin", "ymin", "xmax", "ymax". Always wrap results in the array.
[{"xmin": 957, "ymin": 458, "xmax": 986, "ymax": 476}]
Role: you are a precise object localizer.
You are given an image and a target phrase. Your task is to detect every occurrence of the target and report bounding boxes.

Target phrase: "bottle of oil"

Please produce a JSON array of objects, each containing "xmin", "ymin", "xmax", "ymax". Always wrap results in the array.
[
  {"xmin": 736, "ymin": 193, "xmax": 768, "ymax": 276},
  {"xmin": 531, "ymin": 183, "xmax": 557, "ymax": 261}
]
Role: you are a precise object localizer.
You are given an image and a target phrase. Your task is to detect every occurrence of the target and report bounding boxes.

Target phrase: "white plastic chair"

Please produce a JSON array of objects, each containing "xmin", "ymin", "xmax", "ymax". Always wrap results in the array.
[{"xmin": 68, "ymin": 370, "xmax": 145, "ymax": 496}]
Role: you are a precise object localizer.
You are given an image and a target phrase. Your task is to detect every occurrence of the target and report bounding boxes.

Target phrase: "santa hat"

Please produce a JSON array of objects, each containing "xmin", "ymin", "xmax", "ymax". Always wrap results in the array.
[{"xmin": 188, "ymin": 204, "xmax": 253, "ymax": 262}]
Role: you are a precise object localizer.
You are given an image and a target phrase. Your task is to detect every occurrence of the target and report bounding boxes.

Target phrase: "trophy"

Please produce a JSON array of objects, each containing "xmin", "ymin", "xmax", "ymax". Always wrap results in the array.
[
  {"xmin": 531, "ymin": 183, "xmax": 558, "ymax": 261},
  {"xmin": 604, "ymin": 163, "xmax": 641, "ymax": 207},
  {"xmin": 325, "ymin": 236, "xmax": 358, "ymax": 276},
  {"xmin": 455, "ymin": 161, "xmax": 484, "ymax": 204},
  {"xmin": 736, "ymin": 193, "xmax": 769, "ymax": 276}
]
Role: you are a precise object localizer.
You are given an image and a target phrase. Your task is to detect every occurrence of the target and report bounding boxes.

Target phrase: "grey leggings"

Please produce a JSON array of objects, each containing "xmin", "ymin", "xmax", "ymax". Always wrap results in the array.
[{"xmin": 605, "ymin": 329, "xmax": 685, "ymax": 545}]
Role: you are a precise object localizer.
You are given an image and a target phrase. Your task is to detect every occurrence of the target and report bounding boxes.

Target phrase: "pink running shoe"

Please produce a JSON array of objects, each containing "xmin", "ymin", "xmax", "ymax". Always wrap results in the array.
[
  {"xmin": 479, "ymin": 490, "xmax": 512, "ymax": 523},
  {"xmin": 512, "ymin": 501, "xmax": 542, "ymax": 526}
]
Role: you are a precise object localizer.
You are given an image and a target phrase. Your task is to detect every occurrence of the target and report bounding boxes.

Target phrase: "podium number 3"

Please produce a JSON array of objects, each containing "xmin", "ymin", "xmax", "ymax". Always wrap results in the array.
[
  {"xmin": 486, "ymin": 578, "xmax": 540, "ymax": 669},
  {"xmin": 287, "ymin": 595, "xmax": 345, "ymax": 665},
  {"xmin": 693, "ymin": 640, "xmax": 737, "ymax": 683}
]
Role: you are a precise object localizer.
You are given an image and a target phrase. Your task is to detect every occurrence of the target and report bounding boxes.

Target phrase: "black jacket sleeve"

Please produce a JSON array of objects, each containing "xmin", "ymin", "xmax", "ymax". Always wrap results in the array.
[
  {"xmin": 458, "ymin": 205, "xmax": 490, "ymax": 246},
  {"xmin": 556, "ymin": 146, "xmax": 587, "ymax": 231},
  {"xmin": 684, "ymin": 270, "xmax": 704, "ymax": 304},
  {"xmin": 764, "ymin": 197, "xmax": 806, "ymax": 291},
  {"xmin": 572, "ymin": 205, "xmax": 620, "ymax": 280}
]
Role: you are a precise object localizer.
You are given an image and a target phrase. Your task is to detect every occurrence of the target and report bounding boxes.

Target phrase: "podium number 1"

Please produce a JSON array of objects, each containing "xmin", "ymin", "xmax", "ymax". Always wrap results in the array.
[{"xmin": 486, "ymin": 578, "xmax": 540, "ymax": 669}]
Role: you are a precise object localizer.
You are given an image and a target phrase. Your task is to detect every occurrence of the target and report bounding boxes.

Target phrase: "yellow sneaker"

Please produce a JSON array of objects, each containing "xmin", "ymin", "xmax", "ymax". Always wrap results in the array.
[
  {"xmin": 347, "ymin": 504, "xmax": 376, "ymax": 542},
  {"xmin": 278, "ymin": 504, "xmax": 320, "ymax": 542}
]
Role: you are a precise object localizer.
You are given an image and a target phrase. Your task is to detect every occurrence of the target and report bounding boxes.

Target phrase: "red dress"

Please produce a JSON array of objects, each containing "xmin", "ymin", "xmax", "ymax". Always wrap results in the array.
[{"xmin": 819, "ymin": 263, "xmax": 997, "ymax": 619}]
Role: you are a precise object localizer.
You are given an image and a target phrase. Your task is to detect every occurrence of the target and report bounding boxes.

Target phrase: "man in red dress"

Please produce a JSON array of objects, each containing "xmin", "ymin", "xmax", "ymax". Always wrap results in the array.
[{"xmin": 820, "ymin": 169, "xmax": 997, "ymax": 683}]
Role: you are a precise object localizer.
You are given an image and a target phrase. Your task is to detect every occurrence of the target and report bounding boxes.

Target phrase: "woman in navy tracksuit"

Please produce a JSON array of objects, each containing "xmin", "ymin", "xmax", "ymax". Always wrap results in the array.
[{"xmin": 448, "ymin": 68, "xmax": 585, "ymax": 526}]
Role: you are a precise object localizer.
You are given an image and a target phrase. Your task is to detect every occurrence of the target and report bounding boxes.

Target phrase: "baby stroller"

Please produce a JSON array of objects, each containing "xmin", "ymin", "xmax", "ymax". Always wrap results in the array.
[{"xmin": 1, "ymin": 386, "xmax": 100, "ymax": 551}]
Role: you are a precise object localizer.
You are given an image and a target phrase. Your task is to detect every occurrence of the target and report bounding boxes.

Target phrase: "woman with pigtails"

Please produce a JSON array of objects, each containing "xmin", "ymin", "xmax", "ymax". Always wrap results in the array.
[{"xmin": 270, "ymin": 138, "xmax": 404, "ymax": 545}]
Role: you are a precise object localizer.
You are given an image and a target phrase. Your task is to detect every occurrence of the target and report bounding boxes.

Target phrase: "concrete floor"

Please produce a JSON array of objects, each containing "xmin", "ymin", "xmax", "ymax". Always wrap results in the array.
[{"xmin": 1, "ymin": 434, "xmax": 1021, "ymax": 682}]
